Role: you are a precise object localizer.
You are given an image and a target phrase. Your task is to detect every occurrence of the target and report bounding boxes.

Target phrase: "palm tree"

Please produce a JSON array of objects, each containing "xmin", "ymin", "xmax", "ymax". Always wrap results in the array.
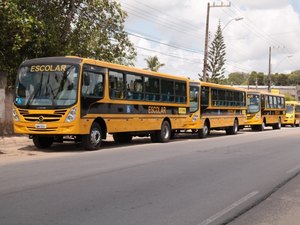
[{"xmin": 144, "ymin": 56, "xmax": 165, "ymax": 72}]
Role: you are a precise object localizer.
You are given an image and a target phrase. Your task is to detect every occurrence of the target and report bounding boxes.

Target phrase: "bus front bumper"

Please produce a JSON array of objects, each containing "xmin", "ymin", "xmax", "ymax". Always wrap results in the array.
[{"xmin": 13, "ymin": 121, "xmax": 89, "ymax": 135}]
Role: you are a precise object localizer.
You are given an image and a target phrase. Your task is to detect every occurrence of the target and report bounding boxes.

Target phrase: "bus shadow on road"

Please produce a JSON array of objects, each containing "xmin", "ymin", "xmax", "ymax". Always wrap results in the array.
[
  {"xmin": 174, "ymin": 130, "xmax": 246, "ymax": 140},
  {"xmin": 17, "ymin": 137, "xmax": 155, "ymax": 153},
  {"xmin": 17, "ymin": 129, "xmax": 260, "ymax": 153}
]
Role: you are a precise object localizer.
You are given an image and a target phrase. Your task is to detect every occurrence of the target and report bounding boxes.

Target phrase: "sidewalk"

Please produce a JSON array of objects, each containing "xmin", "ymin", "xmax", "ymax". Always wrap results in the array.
[{"xmin": 229, "ymin": 173, "xmax": 300, "ymax": 225}]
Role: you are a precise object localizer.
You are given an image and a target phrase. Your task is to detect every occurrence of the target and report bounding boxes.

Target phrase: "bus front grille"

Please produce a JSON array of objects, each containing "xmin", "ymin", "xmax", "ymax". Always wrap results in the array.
[{"xmin": 19, "ymin": 110, "xmax": 67, "ymax": 122}]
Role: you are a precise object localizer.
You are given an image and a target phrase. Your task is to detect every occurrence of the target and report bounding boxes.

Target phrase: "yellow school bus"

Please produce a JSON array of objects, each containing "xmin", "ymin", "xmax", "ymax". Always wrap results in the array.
[
  {"xmin": 13, "ymin": 56, "xmax": 190, "ymax": 150},
  {"xmin": 283, "ymin": 101, "xmax": 300, "ymax": 127},
  {"xmin": 245, "ymin": 91, "xmax": 285, "ymax": 131},
  {"xmin": 182, "ymin": 81, "xmax": 247, "ymax": 138}
]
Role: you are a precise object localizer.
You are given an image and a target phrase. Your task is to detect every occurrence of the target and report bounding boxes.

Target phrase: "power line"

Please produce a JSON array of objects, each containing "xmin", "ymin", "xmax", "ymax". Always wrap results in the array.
[
  {"xmin": 127, "ymin": 31, "xmax": 203, "ymax": 54},
  {"xmin": 135, "ymin": 46, "xmax": 202, "ymax": 64},
  {"xmin": 119, "ymin": 1, "xmax": 201, "ymax": 39},
  {"xmin": 125, "ymin": 0, "xmax": 201, "ymax": 31}
]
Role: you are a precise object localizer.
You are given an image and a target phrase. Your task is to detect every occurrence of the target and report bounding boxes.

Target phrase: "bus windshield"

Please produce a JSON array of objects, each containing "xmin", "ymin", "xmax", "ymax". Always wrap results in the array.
[
  {"xmin": 286, "ymin": 104, "xmax": 294, "ymax": 114},
  {"xmin": 247, "ymin": 94, "xmax": 260, "ymax": 114},
  {"xmin": 15, "ymin": 64, "xmax": 79, "ymax": 108}
]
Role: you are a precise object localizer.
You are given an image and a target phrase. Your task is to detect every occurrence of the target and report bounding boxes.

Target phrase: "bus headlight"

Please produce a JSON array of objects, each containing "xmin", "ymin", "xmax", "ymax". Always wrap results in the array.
[
  {"xmin": 192, "ymin": 114, "xmax": 198, "ymax": 122},
  {"xmin": 65, "ymin": 108, "xmax": 77, "ymax": 122},
  {"xmin": 12, "ymin": 109, "xmax": 20, "ymax": 122}
]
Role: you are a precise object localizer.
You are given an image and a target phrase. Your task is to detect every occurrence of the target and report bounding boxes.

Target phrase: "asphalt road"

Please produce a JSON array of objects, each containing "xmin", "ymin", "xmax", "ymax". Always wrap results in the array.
[{"xmin": 1, "ymin": 127, "xmax": 300, "ymax": 225}]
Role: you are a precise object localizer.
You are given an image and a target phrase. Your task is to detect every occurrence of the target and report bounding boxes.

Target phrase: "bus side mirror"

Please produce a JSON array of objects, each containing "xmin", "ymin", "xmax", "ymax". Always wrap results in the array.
[{"xmin": 83, "ymin": 73, "xmax": 90, "ymax": 86}]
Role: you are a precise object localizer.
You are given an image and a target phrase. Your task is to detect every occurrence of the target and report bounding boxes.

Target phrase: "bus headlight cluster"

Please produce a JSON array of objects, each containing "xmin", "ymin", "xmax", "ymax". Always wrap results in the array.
[
  {"xmin": 192, "ymin": 115, "xmax": 198, "ymax": 122},
  {"xmin": 65, "ymin": 108, "xmax": 77, "ymax": 122},
  {"xmin": 12, "ymin": 109, "xmax": 20, "ymax": 122}
]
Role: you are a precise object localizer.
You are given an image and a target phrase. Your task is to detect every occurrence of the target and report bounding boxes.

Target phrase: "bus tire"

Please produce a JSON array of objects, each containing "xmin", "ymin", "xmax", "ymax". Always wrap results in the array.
[
  {"xmin": 32, "ymin": 136, "xmax": 53, "ymax": 149},
  {"xmin": 152, "ymin": 120, "xmax": 171, "ymax": 143},
  {"xmin": 82, "ymin": 122, "xmax": 102, "ymax": 150},
  {"xmin": 258, "ymin": 121, "xmax": 265, "ymax": 131},
  {"xmin": 226, "ymin": 119, "xmax": 238, "ymax": 135},
  {"xmin": 273, "ymin": 118, "xmax": 281, "ymax": 130},
  {"xmin": 170, "ymin": 130, "xmax": 176, "ymax": 139},
  {"xmin": 198, "ymin": 122, "xmax": 209, "ymax": 138},
  {"xmin": 113, "ymin": 133, "xmax": 132, "ymax": 143}
]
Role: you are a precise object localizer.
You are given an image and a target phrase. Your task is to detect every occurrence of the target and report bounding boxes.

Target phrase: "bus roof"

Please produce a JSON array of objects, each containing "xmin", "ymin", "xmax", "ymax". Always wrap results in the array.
[
  {"xmin": 247, "ymin": 90, "xmax": 285, "ymax": 97},
  {"xmin": 286, "ymin": 101, "xmax": 300, "ymax": 105},
  {"xmin": 20, "ymin": 56, "xmax": 189, "ymax": 82},
  {"xmin": 189, "ymin": 80, "xmax": 248, "ymax": 92}
]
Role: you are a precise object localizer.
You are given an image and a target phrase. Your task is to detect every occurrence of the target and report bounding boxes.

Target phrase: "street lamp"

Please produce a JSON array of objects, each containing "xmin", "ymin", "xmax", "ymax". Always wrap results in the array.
[{"xmin": 222, "ymin": 17, "xmax": 243, "ymax": 31}]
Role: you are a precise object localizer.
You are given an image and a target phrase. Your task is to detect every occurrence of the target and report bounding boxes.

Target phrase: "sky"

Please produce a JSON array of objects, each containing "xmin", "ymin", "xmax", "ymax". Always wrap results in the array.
[{"xmin": 117, "ymin": 0, "xmax": 300, "ymax": 81}]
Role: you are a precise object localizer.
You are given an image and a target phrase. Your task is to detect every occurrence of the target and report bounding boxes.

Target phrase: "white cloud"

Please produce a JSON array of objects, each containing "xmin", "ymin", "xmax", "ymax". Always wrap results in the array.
[
  {"xmin": 234, "ymin": 0, "xmax": 289, "ymax": 10},
  {"xmin": 119, "ymin": 0, "xmax": 300, "ymax": 80}
]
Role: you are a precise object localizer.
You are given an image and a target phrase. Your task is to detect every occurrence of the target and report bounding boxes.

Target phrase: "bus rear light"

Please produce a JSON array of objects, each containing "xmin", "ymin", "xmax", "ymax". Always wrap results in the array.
[
  {"xmin": 65, "ymin": 108, "xmax": 77, "ymax": 123},
  {"xmin": 12, "ymin": 109, "xmax": 20, "ymax": 122}
]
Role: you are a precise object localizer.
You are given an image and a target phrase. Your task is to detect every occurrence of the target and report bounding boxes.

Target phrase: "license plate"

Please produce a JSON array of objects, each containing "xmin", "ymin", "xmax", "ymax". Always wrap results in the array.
[{"xmin": 35, "ymin": 124, "xmax": 47, "ymax": 129}]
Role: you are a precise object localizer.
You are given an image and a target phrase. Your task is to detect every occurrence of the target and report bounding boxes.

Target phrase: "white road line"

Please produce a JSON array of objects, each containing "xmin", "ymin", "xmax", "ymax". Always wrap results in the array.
[
  {"xmin": 198, "ymin": 191, "xmax": 259, "ymax": 225},
  {"xmin": 286, "ymin": 165, "xmax": 300, "ymax": 174}
]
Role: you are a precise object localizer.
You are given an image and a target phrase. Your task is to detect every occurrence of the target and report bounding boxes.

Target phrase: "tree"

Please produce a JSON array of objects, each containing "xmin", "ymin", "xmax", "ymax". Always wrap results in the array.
[
  {"xmin": 144, "ymin": 55, "xmax": 165, "ymax": 72},
  {"xmin": 248, "ymin": 72, "xmax": 266, "ymax": 85},
  {"xmin": 289, "ymin": 70, "xmax": 300, "ymax": 85},
  {"xmin": 207, "ymin": 22, "xmax": 226, "ymax": 84},
  {"xmin": 0, "ymin": 0, "xmax": 136, "ymax": 88},
  {"xmin": 227, "ymin": 72, "xmax": 248, "ymax": 85},
  {"xmin": 272, "ymin": 73, "xmax": 290, "ymax": 86}
]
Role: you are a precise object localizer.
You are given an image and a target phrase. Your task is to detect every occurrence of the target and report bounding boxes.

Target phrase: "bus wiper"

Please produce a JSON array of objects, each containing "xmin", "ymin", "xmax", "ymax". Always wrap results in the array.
[{"xmin": 26, "ymin": 73, "xmax": 44, "ymax": 107}]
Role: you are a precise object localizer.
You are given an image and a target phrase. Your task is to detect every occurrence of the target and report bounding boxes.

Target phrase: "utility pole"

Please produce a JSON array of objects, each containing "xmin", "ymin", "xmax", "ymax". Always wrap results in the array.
[
  {"xmin": 202, "ymin": 1, "xmax": 231, "ymax": 82},
  {"xmin": 268, "ymin": 46, "xmax": 271, "ymax": 92}
]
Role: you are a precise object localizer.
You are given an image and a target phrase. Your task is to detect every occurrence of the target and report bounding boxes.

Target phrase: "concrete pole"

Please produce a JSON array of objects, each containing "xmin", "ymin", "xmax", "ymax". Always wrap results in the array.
[
  {"xmin": 268, "ymin": 46, "xmax": 271, "ymax": 92},
  {"xmin": 202, "ymin": 2, "xmax": 210, "ymax": 82}
]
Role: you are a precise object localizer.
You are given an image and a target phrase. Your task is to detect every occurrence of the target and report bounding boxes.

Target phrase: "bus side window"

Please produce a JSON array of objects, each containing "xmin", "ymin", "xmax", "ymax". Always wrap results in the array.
[
  {"xmin": 82, "ymin": 70, "xmax": 104, "ymax": 98},
  {"xmin": 201, "ymin": 86, "xmax": 209, "ymax": 106},
  {"xmin": 109, "ymin": 70, "xmax": 125, "ymax": 99},
  {"xmin": 145, "ymin": 76, "xmax": 160, "ymax": 102},
  {"xmin": 261, "ymin": 95, "xmax": 265, "ymax": 109}
]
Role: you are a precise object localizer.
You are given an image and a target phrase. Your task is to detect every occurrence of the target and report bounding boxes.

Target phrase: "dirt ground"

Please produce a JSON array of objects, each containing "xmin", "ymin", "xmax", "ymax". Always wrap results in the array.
[
  {"xmin": 0, "ymin": 135, "xmax": 106, "ymax": 165},
  {"xmin": 0, "ymin": 136, "xmax": 69, "ymax": 165}
]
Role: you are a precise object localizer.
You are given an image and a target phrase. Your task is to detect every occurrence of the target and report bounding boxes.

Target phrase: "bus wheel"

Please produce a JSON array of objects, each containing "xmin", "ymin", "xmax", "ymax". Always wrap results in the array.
[
  {"xmin": 113, "ymin": 133, "xmax": 132, "ymax": 143},
  {"xmin": 158, "ymin": 120, "xmax": 171, "ymax": 142},
  {"xmin": 258, "ymin": 121, "xmax": 265, "ymax": 131},
  {"xmin": 33, "ymin": 136, "xmax": 53, "ymax": 149},
  {"xmin": 82, "ymin": 122, "xmax": 102, "ymax": 150},
  {"xmin": 273, "ymin": 118, "xmax": 281, "ymax": 130},
  {"xmin": 226, "ymin": 119, "xmax": 238, "ymax": 135},
  {"xmin": 198, "ymin": 122, "xmax": 209, "ymax": 138},
  {"xmin": 170, "ymin": 130, "xmax": 176, "ymax": 139}
]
